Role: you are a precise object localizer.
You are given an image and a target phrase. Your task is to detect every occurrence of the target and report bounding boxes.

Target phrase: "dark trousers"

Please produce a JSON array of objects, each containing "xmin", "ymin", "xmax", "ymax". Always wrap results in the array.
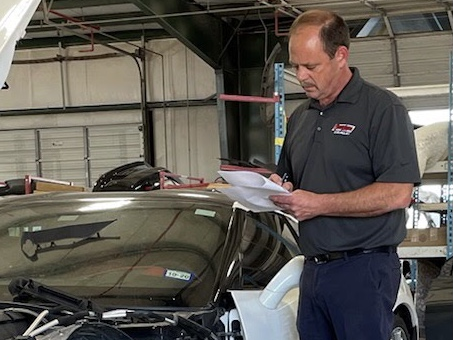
[{"xmin": 297, "ymin": 252, "xmax": 401, "ymax": 340}]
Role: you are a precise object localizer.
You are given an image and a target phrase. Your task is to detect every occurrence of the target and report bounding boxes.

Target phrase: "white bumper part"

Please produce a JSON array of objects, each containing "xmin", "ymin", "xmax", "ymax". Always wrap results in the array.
[{"xmin": 229, "ymin": 256, "xmax": 304, "ymax": 340}]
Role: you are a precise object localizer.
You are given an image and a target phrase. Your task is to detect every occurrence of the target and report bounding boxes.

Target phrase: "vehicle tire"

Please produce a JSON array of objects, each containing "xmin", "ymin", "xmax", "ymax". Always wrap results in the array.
[{"xmin": 390, "ymin": 314, "xmax": 410, "ymax": 340}]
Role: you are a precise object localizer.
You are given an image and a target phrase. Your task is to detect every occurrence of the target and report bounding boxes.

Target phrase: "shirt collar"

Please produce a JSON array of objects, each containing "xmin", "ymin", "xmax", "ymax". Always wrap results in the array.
[
  {"xmin": 309, "ymin": 67, "xmax": 362, "ymax": 110},
  {"xmin": 337, "ymin": 67, "xmax": 362, "ymax": 103}
]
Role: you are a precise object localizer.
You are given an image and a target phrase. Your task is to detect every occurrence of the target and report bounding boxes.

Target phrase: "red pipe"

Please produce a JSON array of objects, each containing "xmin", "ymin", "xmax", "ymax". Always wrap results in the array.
[
  {"xmin": 274, "ymin": 10, "xmax": 289, "ymax": 37},
  {"xmin": 219, "ymin": 164, "xmax": 272, "ymax": 175},
  {"xmin": 49, "ymin": 9, "xmax": 100, "ymax": 52},
  {"xmin": 49, "ymin": 10, "xmax": 101, "ymax": 31},
  {"xmin": 159, "ymin": 171, "xmax": 205, "ymax": 190},
  {"xmin": 219, "ymin": 93, "xmax": 280, "ymax": 104}
]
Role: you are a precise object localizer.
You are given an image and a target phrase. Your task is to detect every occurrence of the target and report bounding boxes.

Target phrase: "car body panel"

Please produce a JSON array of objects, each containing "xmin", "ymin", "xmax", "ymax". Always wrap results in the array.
[
  {"xmin": 231, "ymin": 289, "xmax": 299, "ymax": 340},
  {"xmin": 92, "ymin": 161, "xmax": 183, "ymax": 191},
  {"xmin": 0, "ymin": 0, "xmax": 40, "ymax": 87},
  {"xmin": 231, "ymin": 254, "xmax": 419, "ymax": 340},
  {"xmin": 0, "ymin": 190, "xmax": 301, "ymax": 339},
  {"xmin": 396, "ymin": 274, "xmax": 420, "ymax": 330}
]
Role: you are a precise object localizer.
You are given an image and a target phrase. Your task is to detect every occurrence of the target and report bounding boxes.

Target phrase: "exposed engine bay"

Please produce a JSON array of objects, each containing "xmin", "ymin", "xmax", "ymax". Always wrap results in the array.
[{"xmin": 0, "ymin": 278, "xmax": 233, "ymax": 340}]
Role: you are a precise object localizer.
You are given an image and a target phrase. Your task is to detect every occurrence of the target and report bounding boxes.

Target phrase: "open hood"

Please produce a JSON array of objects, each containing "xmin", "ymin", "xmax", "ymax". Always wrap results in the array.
[{"xmin": 0, "ymin": 0, "xmax": 40, "ymax": 88}]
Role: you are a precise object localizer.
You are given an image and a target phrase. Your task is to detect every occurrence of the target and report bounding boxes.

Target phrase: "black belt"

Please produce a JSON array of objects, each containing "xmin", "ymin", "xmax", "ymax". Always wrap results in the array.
[{"xmin": 306, "ymin": 246, "xmax": 397, "ymax": 264}]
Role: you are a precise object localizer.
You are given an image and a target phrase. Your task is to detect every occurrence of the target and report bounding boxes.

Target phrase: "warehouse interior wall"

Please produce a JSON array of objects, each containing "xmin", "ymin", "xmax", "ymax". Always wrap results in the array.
[
  {"xmin": 0, "ymin": 38, "xmax": 221, "ymax": 186},
  {"xmin": 147, "ymin": 39, "xmax": 220, "ymax": 181},
  {"xmin": 0, "ymin": 29, "xmax": 451, "ymax": 187}
]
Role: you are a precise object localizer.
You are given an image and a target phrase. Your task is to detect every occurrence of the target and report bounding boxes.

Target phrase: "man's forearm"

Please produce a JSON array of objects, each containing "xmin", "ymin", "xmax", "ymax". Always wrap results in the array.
[{"xmin": 318, "ymin": 182, "xmax": 414, "ymax": 217}]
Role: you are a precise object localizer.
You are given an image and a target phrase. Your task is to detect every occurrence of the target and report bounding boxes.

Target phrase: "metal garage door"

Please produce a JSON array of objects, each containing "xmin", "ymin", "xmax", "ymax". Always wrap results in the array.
[
  {"xmin": 39, "ymin": 124, "xmax": 143, "ymax": 187},
  {"xmin": 39, "ymin": 127, "xmax": 86, "ymax": 185},
  {"xmin": 88, "ymin": 124, "xmax": 144, "ymax": 187},
  {"xmin": 0, "ymin": 130, "xmax": 36, "ymax": 181},
  {"xmin": 0, "ymin": 123, "xmax": 143, "ymax": 188}
]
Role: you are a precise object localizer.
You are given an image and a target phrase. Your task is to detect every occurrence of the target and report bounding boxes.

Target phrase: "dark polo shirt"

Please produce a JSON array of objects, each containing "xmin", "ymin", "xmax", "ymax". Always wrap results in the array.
[{"xmin": 277, "ymin": 68, "xmax": 420, "ymax": 256}]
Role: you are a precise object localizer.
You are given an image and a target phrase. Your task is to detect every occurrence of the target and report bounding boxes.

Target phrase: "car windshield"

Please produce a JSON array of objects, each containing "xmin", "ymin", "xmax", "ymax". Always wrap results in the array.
[{"xmin": 0, "ymin": 193, "xmax": 232, "ymax": 309}]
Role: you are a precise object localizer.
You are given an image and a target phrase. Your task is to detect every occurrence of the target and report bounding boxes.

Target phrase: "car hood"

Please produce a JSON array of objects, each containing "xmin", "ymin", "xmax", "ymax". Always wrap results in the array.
[
  {"xmin": 0, "ymin": 0, "xmax": 40, "ymax": 87},
  {"xmin": 0, "ymin": 190, "xmax": 238, "ymax": 308},
  {"xmin": 0, "ymin": 190, "xmax": 298, "ymax": 340}
]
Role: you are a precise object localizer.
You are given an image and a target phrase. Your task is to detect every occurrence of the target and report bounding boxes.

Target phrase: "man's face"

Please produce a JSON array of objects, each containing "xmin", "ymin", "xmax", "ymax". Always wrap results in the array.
[{"xmin": 289, "ymin": 25, "xmax": 342, "ymax": 105}]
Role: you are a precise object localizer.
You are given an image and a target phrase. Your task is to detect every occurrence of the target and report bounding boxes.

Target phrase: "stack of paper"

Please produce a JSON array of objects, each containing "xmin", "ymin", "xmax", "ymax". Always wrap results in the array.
[{"xmin": 217, "ymin": 170, "xmax": 290, "ymax": 212}]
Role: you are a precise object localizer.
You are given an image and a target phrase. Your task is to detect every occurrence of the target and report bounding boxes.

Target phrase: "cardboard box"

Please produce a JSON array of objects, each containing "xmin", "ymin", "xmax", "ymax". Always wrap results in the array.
[
  {"xmin": 35, "ymin": 181, "xmax": 85, "ymax": 192},
  {"xmin": 400, "ymin": 227, "xmax": 447, "ymax": 247}
]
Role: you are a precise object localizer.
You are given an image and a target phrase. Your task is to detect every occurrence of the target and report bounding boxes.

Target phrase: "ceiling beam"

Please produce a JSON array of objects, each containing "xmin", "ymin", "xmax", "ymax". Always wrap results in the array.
[
  {"xmin": 19, "ymin": 29, "xmax": 170, "ymax": 49},
  {"xmin": 130, "ymin": 0, "xmax": 235, "ymax": 70},
  {"xmin": 47, "ymin": 0, "xmax": 133, "ymax": 9}
]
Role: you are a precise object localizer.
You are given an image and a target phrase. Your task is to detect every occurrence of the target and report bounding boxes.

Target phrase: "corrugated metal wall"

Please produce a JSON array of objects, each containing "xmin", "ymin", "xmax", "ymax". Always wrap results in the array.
[{"xmin": 348, "ymin": 32, "xmax": 452, "ymax": 110}]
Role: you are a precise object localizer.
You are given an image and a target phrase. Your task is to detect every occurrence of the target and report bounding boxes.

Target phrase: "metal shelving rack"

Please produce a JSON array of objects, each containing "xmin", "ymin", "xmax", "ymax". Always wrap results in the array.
[
  {"xmin": 219, "ymin": 63, "xmax": 286, "ymax": 165},
  {"xmin": 399, "ymin": 53, "xmax": 453, "ymax": 260},
  {"xmin": 446, "ymin": 50, "xmax": 453, "ymax": 259},
  {"xmin": 274, "ymin": 63, "xmax": 285, "ymax": 163}
]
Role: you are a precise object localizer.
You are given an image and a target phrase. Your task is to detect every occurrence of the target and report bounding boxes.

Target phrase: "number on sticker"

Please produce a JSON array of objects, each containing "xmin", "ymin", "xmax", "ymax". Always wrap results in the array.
[{"xmin": 165, "ymin": 269, "xmax": 192, "ymax": 281}]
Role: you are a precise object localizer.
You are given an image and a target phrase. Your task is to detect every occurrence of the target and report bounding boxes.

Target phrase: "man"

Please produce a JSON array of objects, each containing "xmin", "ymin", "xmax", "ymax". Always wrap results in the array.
[{"xmin": 269, "ymin": 9, "xmax": 420, "ymax": 340}]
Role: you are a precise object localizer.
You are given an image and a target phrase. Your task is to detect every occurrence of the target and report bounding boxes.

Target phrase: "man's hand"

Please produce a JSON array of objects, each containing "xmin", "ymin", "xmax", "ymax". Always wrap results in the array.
[
  {"xmin": 269, "ymin": 173, "xmax": 294, "ymax": 192},
  {"xmin": 270, "ymin": 189, "xmax": 319, "ymax": 221}
]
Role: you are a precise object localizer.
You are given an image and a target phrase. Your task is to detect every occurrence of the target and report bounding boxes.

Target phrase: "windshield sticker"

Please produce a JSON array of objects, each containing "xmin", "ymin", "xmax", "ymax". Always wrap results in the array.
[
  {"xmin": 164, "ymin": 269, "xmax": 193, "ymax": 282},
  {"xmin": 8, "ymin": 226, "xmax": 42, "ymax": 237},
  {"xmin": 8, "ymin": 227, "xmax": 20, "ymax": 237},
  {"xmin": 194, "ymin": 209, "xmax": 216, "ymax": 218},
  {"xmin": 57, "ymin": 215, "xmax": 80, "ymax": 221}
]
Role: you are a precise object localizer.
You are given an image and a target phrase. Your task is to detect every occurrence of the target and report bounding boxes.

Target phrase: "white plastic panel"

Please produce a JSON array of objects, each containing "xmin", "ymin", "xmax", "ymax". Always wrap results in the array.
[{"xmin": 230, "ymin": 289, "xmax": 299, "ymax": 340}]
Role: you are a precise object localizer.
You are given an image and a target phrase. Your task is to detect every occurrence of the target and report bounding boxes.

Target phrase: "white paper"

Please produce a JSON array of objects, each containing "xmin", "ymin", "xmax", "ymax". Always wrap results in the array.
[{"xmin": 217, "ymin": 170, "xmax": 290, "ymax": 212}]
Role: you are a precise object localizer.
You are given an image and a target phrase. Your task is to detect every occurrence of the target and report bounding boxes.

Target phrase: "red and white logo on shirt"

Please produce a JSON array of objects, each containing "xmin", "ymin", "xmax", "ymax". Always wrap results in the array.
[{"xmin": 331, "ymin": 123, "xmax": 356, "ymax": 135}]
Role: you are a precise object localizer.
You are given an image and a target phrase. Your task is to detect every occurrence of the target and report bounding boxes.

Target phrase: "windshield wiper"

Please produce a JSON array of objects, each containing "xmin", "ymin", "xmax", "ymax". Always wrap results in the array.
[
  {"xmin": 20, "ymin": 220, "xmax": 118, "ymax": 261},
  {"xmin": 8, "ymin": 277, "xmax": 104, "ymax": 315}
]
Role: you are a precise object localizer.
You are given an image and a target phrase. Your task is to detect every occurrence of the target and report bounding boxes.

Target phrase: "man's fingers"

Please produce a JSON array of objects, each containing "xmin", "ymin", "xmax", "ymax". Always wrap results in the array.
[
  {"xmin": 269, "ymin": 173, "xmax": 282, "ymax": 184},
  {"xmin": 269, "ymin": 194, "xmax": 290, "ymax": 205},
  {"xmin": 283, "ymin": 182, "xmax": 293, "ymax": 192}
]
